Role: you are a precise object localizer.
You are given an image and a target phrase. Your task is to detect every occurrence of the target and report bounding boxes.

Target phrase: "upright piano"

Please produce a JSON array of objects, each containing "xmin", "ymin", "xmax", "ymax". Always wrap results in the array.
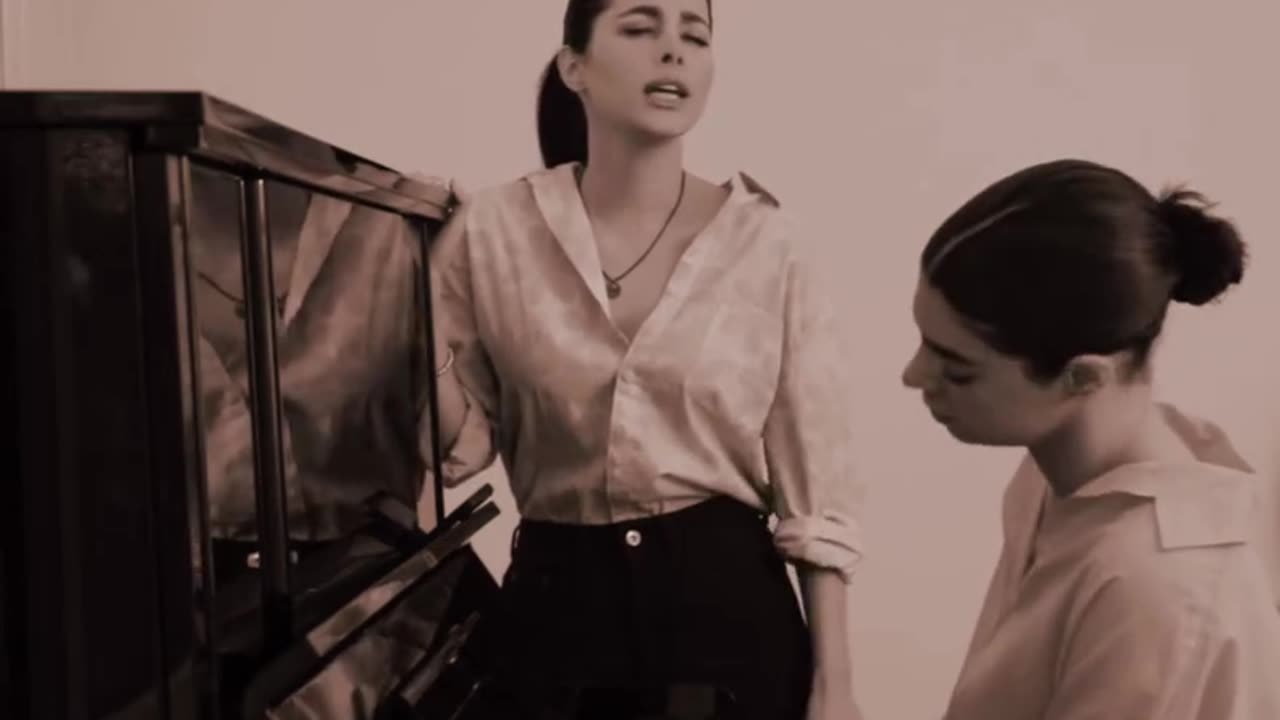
[{"xmin": 0, "ymin": 91, "xmax": 504, "ymax": 720}]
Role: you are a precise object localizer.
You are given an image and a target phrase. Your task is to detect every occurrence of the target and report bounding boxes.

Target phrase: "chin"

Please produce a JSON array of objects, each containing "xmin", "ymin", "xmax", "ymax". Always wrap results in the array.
[
  {"xmin": 634, "ymin": 121, "xmax": 697, "ymax": 144},
  {"xmin": 941, "ymin": 421, "xmax": 977, "ymax": 443},
  {"xmin": 633, "ymin": 107, "xmax": 703, "ymax": 139},
  {"xmin": 939, "ymin": 419, "xmax": 1023, "ymax": 448}
]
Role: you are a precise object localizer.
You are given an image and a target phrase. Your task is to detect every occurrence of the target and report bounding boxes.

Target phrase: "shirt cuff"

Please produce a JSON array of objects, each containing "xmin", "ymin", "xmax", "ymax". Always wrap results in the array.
[{"xmin": 772, "ymin": 511, "xmax": 866, "ymax": 584}]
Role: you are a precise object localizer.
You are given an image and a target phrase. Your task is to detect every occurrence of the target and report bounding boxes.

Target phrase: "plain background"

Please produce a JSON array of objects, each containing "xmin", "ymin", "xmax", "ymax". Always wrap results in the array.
[{"xmin": 4, "ymin": 1, "xmax": 1277, "ymax": 717}]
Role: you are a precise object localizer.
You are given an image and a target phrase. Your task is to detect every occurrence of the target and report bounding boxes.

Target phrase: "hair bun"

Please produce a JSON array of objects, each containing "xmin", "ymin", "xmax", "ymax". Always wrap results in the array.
[{"xmin": 1157, "ymin": 186, "xmax": 1247, "ymax": 306}]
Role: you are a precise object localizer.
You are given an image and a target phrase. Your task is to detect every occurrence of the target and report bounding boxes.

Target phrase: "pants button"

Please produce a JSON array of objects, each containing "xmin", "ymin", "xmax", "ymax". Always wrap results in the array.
[{"xmin": 624, "ymin": 529, "xmax": 642, "ymax": 547}]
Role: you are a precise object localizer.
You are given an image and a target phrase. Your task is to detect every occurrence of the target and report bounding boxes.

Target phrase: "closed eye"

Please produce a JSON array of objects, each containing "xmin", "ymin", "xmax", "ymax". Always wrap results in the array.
[{"xmin": 620, "ymin": 26, "xmax": 709, "ymax": 47}]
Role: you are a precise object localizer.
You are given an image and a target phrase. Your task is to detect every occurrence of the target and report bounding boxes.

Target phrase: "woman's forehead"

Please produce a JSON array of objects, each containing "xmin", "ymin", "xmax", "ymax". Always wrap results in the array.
[{"xmin": 602, "ymin": 0, "xmax": 711, "ymax": 24}]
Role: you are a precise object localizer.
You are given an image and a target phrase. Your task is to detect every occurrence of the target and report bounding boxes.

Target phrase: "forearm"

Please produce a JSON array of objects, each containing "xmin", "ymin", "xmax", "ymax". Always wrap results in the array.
[
  {"xmin": 798, "ymin": 565, "xmax": 863, "ymax": 718},
  {"xmin": 798, "ymin": 565, "xmax": 853, "ymax": 684},
  {"xmin": 421, "ymin": 193, "xmax": 494, "ymax": 480},
  {"xmin": 418, "ymin": 335, "xmax": 499, "ymax": 488},
  {"xmin": 425, "ymin": 336, "xmax": 473, "ymax": 456}
]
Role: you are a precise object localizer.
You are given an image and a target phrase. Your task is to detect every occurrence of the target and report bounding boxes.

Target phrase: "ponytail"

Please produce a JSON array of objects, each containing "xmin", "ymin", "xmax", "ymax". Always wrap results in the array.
[{"xmin": 536, "ymin": 54, "xmax": 588, "ymax": 168}]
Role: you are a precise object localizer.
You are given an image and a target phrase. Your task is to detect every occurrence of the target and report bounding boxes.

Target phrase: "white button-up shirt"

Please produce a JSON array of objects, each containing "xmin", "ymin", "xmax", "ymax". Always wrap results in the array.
[
  {"xmin": 426, "ymin": 162, "xmax": 865, "ymax": 581},
  {"xmin": 944, "ymin": 404, "xmax": 1280, "ymax": 719}
]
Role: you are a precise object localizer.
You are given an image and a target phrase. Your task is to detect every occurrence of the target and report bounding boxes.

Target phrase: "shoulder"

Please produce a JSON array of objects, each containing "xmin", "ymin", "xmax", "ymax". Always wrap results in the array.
[
  {"xmin": 437, "ymin": 168, "xmax": 557, "ymax": 251},
  {"xmin": 1072, "ymin": 470, "xmax": 1261, "ymax": 624},
  {"xmin": 719, "ymin": 169, "xmax": 822, "ymax": 270},
  {"xmin": 1066, "ymin": 533, "xmax": 1273, "ymax": 658},
  {"xmin": 1082, "ymin": 539, "xmax": 1233, "ymax": 609},
  {"xmin": 462, "ymin": 171, "xmax": 545, "ymax": 221},
  {"xmin": 722, "ymin": 169, "xmax": 789, "ymax": 231},
  {"xmin": 733, "ymin": 170, "xmax": 784, "ymax": 209},
  {"xmin": 1158, "ymin": 402, "xmax": 1255, "ymax": 473}
]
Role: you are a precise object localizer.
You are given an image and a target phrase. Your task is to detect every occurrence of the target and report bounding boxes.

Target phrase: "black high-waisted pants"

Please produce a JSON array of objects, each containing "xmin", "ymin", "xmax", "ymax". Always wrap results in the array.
[{"xmin": 472, "ymin": 495, "xmax": 813, "ymax": 719}]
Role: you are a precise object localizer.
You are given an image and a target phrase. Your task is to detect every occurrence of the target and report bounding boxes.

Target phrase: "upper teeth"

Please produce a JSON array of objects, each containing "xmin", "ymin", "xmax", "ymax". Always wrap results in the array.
[{"xmin": 652, "ymin": 85, "xmax": 681, "ymax": 94}]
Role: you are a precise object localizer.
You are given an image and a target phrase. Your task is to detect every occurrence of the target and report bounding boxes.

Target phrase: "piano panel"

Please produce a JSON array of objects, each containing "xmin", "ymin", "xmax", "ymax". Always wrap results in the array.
[
  {"xmin": 247, "ymin": 504, "xmax": 501, "ymax": 720},
  {"xmin": 3, "ymin": 91, "xmax": 490, "ymax": 720},
  {"xmin": 3, "ymin": 127, "xmax": 176, "ymax": 719},
  {"xmin": 188, "ymin": 162, "xmax": 262, "ymax": 558},
  {"xmin": 1, "ymin": 489, "xmax": 12, "ymax": 718},
  {"xmin": 188, "ymin": 164, "xmax": 457, "ymax": 712},
  {"xmin": 133, "ymin": 152, "xmax": 219, "ymax": 720},
  {"xmin": 192, "ymin": 173, "xmax": 443, "ymax": 548}
]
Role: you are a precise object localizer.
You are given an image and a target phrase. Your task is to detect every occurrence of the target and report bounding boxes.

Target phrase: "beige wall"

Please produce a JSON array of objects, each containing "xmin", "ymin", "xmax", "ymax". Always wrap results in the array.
[{"xmin": 5, "ymin": 1, "xmax": 1276, "ymax": 717}]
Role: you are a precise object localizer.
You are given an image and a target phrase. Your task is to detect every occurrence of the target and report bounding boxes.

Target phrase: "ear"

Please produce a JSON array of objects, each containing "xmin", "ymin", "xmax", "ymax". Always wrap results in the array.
[
  {"xmin": 1061, "ymin": 356, "xmax": 1112, "ymax": 397},
  {"xmin": 556, "ymin": 46, "xmax": 586, "ymax": 94}
]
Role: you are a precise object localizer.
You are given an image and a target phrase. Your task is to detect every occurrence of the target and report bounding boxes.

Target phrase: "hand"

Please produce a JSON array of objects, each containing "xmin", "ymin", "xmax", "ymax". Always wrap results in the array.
[
  {"xmin": 398, "ymin": 171, "xmax": 472, "ymax": 216},
  {"xmin": 405, "ymin": 171, "xmax": 471, "ymax": 204},
  {"xmin": 446, "ymin": 177, "xmax": 472, "ymax": 206},
  {"xmin": 807, "ymin": 674, "xmax": 864, "ymax": 720}
]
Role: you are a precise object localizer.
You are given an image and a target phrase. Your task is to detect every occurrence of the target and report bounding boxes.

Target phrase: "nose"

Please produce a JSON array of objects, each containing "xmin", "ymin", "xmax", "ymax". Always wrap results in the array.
[
  {"xmin": 902, "ymin": 345, "xmax": 934, "ymax": 391},
  {"xmin": 661, "ymin": 50, "xmax": 684, "ymax": 66}
]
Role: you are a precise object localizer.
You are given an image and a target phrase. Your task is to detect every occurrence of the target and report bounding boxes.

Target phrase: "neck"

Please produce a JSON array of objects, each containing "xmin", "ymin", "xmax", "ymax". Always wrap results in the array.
[
  {"xmin": 1029, "ymin": 385, "xmax": 1173, "ymax": 497},
  {"xmin": 579, "ymin": 130, "xmax": 685, "ymax": 218}
]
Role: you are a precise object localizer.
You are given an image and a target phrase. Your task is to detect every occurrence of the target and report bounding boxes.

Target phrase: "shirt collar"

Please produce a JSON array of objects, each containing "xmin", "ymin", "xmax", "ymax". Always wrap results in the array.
[
  {"xmin": 1065, "ymin": 403, "xmax": 1257, "ymax": 550},
  {"xmin": 528, "ymin": 161, "xmax": 774, "ymax": 214},
  {"xmin": 522, "ymin": 162, "xmax": 778, "ymax": 313}
]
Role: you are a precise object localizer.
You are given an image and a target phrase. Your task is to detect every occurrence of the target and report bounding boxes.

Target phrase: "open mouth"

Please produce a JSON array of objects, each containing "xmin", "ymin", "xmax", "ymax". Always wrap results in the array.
[{"xmin": 644, "ymin": 80, "xmax": 689, "ymax": 100}]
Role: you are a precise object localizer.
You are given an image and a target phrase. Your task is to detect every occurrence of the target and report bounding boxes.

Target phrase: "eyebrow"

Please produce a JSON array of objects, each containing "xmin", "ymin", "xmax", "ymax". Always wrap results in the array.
[
  {"xmin": 617, "ymin": 5, "xmax": 711, "ymax": 28},
  {"xmin": 923, "ymin": 336, "xmax": 977, "ymax": 366}
]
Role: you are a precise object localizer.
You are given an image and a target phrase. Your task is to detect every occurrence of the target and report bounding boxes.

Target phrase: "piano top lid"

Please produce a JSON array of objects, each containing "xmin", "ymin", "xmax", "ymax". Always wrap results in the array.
[{"xmin": 0, "ymin": 90, "xmax": 454, "ymax": 222}]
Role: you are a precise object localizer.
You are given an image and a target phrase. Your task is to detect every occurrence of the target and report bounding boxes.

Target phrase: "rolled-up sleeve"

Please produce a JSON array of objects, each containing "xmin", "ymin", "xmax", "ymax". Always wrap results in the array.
[
  {"xmin": 420, "ymin": 201, "xmax": 499, "ymax": 487},
  {"xmin": 763, "ymin": 233, "xmax": 866, "ymax": 584}
]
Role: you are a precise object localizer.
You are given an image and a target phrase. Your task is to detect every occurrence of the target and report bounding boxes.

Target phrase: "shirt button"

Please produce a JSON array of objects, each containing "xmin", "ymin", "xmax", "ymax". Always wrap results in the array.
[{"xmin": 624, "ymin": 529, "xmax": 642, "ymax": 547}]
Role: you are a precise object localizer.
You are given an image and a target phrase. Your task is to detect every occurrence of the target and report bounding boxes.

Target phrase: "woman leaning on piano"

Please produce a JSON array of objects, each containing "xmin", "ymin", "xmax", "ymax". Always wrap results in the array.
[{"xmin": 417, "ymin": 1, "xmax": 865, "ymax": 719}]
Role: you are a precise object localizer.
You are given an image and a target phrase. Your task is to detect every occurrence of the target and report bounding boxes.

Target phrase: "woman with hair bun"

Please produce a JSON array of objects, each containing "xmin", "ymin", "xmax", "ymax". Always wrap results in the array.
[{"xmin": 903, "ymin": 159, "xmax": 1280, "ymax": 718}]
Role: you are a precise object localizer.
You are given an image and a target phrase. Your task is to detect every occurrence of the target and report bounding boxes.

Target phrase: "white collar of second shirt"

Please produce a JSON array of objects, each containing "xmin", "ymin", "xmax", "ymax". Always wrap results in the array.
[{"xmin": 1036, "ymin": 403, "xmax": 1258, "ymax": 550}]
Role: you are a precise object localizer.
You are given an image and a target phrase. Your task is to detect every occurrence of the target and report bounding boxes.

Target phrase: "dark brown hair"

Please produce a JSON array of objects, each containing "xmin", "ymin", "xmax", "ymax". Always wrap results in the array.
[{"xmin": 921, "ymin": 159, "xmax": 1247, "ymax": 380}]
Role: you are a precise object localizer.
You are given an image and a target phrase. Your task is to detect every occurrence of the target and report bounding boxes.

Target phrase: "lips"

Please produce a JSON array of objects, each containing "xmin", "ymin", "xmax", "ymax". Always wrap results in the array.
[{"xmin": 644, "ymin": 80, "xmax": 689, "ymax": 99}]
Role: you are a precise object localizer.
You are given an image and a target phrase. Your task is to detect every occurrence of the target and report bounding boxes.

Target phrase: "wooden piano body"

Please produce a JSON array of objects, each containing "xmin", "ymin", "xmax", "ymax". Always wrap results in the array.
[{"xmin": 0, "ymin": 91, "xmax": 503, "ymax": 720}]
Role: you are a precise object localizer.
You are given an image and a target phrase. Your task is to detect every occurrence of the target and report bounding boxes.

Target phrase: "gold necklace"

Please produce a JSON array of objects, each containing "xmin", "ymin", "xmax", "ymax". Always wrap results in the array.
[{"xmin": 579, "ymin": 169, "xmax": 687, "ymax": 299}]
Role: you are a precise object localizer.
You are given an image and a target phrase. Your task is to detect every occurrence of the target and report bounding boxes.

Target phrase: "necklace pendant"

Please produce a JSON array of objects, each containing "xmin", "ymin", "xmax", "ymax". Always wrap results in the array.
[{"xmin": 605, "ymin": 277, "xmax": 622, "ymax": 299}]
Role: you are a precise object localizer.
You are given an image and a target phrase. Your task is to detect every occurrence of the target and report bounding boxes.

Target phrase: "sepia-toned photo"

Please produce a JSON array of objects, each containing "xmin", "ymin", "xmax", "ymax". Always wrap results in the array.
[{"xmin": 3, "ymin": 2, "xmax": 1278, "ymax": 719}]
